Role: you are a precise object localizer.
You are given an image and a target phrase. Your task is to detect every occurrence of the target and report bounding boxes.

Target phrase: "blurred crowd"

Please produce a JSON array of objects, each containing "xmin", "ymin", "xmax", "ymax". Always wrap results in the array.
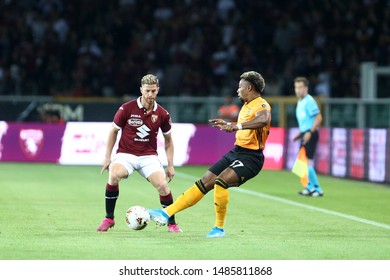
[{"xmin": 0, "ymin": 0, "xmax": 389, "ymax": 98}]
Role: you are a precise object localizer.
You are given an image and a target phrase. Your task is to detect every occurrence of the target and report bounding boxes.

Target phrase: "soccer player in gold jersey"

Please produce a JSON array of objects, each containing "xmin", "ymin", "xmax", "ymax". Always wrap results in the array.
[{"xmin": 148, "ymin": 71, "xmax": 271, "ymax": 238}]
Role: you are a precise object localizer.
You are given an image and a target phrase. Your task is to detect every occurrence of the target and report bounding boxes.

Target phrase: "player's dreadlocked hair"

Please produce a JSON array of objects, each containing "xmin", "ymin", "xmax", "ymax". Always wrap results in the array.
[
  {"xmin": 141, "ymin": 74, "xmax": 159, "ymax": 86},
  {"xmin": 240, "ymin": 71, "xmax": 265, "ymax": 93}
]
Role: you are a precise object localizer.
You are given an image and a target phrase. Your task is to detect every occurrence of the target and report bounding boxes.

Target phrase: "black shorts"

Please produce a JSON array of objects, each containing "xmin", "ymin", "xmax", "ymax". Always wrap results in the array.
[
  {"xmin": 301, "ymin": 130, "xmax": 319, "ymax": 159},
  {"xmin": 208, "ymin": 146, "xmax": 264, "ymax": 186}
]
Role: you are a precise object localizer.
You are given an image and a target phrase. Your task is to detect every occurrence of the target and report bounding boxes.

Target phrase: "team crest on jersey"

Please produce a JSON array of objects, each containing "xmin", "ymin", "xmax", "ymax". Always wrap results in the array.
[
  {"xmin": 151, "ymin": 114, "xmax": 158, "ymax": 123},
  {"xmin": 19, "ymin": 129, "xmax": 44, "ymax": 159}
]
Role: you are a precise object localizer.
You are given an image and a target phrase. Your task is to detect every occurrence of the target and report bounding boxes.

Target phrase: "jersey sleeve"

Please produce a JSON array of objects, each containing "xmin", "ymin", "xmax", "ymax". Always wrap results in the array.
[
  {"xmin": 113, "ymin": 105, "xmax": 128, "ymax": 128},
  {"xmin": 258, "ymin": 101, "xmax": 271, "ymax": 114},
  {"xmin": 307, "ymin": 98, "xmax": 320, "ymax": 117},
  {"xmin": 160, "ymin": 111, "xmax": 172, "ymax": 134}
]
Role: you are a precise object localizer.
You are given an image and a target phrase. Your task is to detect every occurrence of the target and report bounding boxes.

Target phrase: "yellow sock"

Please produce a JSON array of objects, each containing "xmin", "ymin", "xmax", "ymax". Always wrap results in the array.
[
  {"xmin": 214, "ymin": 184, "xmax": 229, "ymax": 228},
  {"xmin": 165, "ymin": 185, "xmax": 204, "ymax": 216}
]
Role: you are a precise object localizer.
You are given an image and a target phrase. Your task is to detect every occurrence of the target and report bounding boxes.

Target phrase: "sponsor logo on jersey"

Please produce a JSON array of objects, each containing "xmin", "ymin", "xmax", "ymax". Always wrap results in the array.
[
  {"xmin": 151, "ymin": 114, "xmax": 158, "ymax": 123},
  {"xmin": 19, "ymin": 129, "xmax": 44, "ymax": 159},
  {"xmin": 128, "ymin": 118, "xmax": 143, "ymax": 126},
  {"xmin": 136, "ymin": 124, "xmax": 151, "ymax": 139}
]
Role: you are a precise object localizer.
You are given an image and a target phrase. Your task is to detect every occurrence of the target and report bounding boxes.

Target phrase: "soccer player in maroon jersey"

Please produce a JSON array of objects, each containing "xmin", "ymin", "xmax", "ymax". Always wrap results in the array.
[{"xmin": 97, "ymin": 74, "xmax": 182, "ymax": 232}]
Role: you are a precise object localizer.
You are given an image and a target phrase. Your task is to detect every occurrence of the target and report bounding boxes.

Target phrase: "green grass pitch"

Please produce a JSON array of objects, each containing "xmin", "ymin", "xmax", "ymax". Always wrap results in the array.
[{"xmin": 0, "ymin": 163, "xmax": 389, "ymax": 260}]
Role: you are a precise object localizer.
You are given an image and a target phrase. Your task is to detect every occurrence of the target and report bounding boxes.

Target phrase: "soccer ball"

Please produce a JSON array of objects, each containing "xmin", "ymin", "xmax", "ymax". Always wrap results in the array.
[{"xmin": 125, "ymin": 206, "xmax": 150, "ymax": 230}]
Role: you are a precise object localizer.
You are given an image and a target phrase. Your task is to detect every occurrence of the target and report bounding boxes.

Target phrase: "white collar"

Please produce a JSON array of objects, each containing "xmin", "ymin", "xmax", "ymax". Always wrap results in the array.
[{"xmin": 137, "ymin": 96, "xmax": 157, "ymax": 111}]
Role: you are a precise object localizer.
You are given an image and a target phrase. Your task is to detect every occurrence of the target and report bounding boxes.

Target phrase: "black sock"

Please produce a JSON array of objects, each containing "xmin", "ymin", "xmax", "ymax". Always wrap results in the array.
[
  {"xmin": 160, "ymin": 192, "xmax": 176, "ymax": 224},
  {"xmin": 105, "ymin": 183, "xmax": 119, "ymax": 219}
]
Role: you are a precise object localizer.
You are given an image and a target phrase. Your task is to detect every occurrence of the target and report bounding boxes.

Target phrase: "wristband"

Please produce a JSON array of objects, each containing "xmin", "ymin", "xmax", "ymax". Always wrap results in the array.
[
  {"xmin": 236, "ymin": 123, "xmax": 243, "ymax": 130},
  {"xmin": 226, "ymin": 122, "xmax": 231, "ymax": 125}
]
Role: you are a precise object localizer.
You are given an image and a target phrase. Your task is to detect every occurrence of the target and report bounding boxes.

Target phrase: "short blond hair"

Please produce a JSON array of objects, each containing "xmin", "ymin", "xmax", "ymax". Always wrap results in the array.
[{"xmin": 141, "ymin": 74, "xmax": 159, "ymax": 86}]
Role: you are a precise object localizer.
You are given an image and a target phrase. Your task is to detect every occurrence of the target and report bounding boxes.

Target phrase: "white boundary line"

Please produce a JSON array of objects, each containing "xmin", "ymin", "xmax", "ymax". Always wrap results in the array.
[{"xmin": 176, "ymin": 171, "xmax": 390, "ymax": 230}]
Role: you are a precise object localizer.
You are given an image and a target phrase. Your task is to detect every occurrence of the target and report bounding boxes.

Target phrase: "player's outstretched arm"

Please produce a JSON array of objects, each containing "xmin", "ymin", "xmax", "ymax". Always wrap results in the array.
[
  {"xmin": 213, "ymin": 110, "xmax": 270, "ymax": 133},
  {"xmin": 209, "ymin": 118, "xmax": 227, "ymax": 126}
]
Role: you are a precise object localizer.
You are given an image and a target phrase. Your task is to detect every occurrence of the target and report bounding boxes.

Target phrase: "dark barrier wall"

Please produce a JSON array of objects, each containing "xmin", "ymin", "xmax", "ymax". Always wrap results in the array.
[{"xmin": 0, "ymin": 101, "xmax": 119, "ymax": 122}]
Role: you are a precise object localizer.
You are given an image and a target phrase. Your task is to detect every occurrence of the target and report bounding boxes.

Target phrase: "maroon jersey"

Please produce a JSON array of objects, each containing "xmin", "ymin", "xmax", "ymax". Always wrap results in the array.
[{"xmin": 113, "ymin": 97, "xmax": 172, "ymax": 156}]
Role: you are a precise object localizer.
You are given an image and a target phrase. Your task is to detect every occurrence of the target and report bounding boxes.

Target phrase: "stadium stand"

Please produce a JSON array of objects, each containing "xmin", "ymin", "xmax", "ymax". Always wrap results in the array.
[{"xmin": 0, "ymin": 0, "xmax": 389, "ymax": 98}]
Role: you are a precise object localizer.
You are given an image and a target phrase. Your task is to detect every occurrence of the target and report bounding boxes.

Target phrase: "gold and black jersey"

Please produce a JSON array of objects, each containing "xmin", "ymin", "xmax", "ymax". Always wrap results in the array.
[{"xmin": 234, "ymin": 97, "xmax": 271, "ymax": 150}]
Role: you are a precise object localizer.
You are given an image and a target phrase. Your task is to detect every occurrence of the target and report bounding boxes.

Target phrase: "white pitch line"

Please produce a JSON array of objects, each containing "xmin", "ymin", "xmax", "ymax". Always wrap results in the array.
[{"xmin": 176, "ymin": 171, "xmax": 390, "ymax": 230}]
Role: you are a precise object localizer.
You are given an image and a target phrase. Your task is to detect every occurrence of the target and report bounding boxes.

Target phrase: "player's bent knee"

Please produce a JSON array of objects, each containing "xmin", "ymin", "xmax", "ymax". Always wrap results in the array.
[
  {"xmin": 200, "ymin": 173, "xmax": 217, "ymax": 192},
  {"xmin": 195, "ymin": 179, "xmax": 213, "ymax": 194},
  {"xmin": 155, "ymin": 183, "xmax": 170, "ymax": 196},
  {"xmin": 109, "ymin": 165, "xmax": 128, "ymax": 183}
]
